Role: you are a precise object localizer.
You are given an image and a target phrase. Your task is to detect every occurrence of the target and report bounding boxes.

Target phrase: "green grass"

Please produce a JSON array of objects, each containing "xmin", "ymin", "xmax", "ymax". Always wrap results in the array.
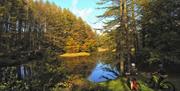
[
  {"xmin": 59, "ymin": 52, "xmax": 90, "ymax": 57},
  {"xmin": 97, "ymin": 78, "xmax": 154, "ymax": 91},
  {"xmin": 98, "ymin": 79, "xmax": 130, "ymax": 91}
]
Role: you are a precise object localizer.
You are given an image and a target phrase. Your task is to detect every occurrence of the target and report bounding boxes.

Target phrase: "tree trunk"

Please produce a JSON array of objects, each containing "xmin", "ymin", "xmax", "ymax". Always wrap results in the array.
[{"xmin": 116, "ymin": 0, "xmax": 125, "ymax": 74}]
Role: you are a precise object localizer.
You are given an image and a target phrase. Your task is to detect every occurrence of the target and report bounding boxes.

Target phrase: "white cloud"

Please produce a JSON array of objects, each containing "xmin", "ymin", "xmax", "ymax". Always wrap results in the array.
[
  {"xmin": 70, "ymin": 0, "xmax": 105, "ymax": 32},
  {"xmin": 71, "ymin": 0, "xmax": 93, "ymax": 22},
  {"xmin": 92, "ymin": 22, "xmax": 104, "ymax": 29},
  {"xmin": 72, "ymin": 0, "xmax": 79, "ymax": 8},
  {"xmin": 91, "ymin": 22, "xmax": 105, "ymax": 34}
]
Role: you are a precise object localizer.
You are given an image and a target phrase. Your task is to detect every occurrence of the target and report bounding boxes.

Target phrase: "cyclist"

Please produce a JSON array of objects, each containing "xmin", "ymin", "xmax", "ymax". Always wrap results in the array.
[
  {"xmin": 130, "ymin": 63, "xmax": 138, "ymax": 89},
  {"xmin": 126, "ymin": 63, "xmax": 139, "ymax": 90},
  {"xmin": 130, "ymin": 63, "xmax": 138, "ymax": 76}
]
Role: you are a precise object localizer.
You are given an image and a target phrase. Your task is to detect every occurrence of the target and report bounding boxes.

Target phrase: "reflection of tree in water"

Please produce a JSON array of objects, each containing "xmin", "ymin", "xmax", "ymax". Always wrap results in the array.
[
  {"xmin": 0, "ymin": 65, "xmax": 32, "ymax": 90},
  {"xmin": 61, "ymin": 57, "xmax": 96, "ymax": 77},
  {"xmin": 0, "ymin": 54, "xmax": 117, "ymax": 90},
  {"xmin": 0, "ymin": 55, "xmax": 101, "ymax": 91},
  {"xmin": 0, "ymin": 59, "xmax": 68, "ymax": 90}
]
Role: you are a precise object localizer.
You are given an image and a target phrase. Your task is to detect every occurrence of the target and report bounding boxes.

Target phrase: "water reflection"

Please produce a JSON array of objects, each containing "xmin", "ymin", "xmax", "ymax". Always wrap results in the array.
[
  {"xmin": 0, "ymin": 53, "xmax": 117, "ymax": 90},
  {"xmin": 60, "ymin": 56, "xmax": 96, "ymax": 77},
  {"xmin": 17, "ymin": 65, "xmax": 32, "ymax": 80},
  {"xmin": 1, "ymin": 53, "xmax": 180, "ymax": 91},
  {"xmin": 88, "ymin": 61, "xmax": 120, "ymax": 83}
]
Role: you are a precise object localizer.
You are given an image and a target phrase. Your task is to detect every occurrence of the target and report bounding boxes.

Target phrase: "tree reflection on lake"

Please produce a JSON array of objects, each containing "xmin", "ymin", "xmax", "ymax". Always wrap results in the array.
[
  {"xmin": 0, "ymin": 52, "xmax": 115, "ymax": 90},
  {"xmin": 1, "ymin": 52, "xmax": 180, "ymax": 90}
]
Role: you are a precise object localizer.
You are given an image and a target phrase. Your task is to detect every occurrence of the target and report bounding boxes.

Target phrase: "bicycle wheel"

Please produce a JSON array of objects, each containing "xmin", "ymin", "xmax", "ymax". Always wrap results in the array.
[
  {"xmin": 160, "ymin": 81, "xmax": 175, "ymax": 91},
  {"xmin": 147, "ymin": 80, "xmax": 156, "ymax": 88}
]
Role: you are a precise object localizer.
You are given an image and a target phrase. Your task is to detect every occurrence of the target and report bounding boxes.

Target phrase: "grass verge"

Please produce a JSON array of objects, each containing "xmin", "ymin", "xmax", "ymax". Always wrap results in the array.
[{"xmin": 97, "ymin": 78, "xmax": 154, "ymax": 91}]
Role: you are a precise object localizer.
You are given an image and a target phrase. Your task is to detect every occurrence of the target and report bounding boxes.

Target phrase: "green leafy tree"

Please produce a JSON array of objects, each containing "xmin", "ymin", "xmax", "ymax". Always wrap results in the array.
[{"xmin": 140, "ymin": 0, "xmax": 180, "ymax": 63}]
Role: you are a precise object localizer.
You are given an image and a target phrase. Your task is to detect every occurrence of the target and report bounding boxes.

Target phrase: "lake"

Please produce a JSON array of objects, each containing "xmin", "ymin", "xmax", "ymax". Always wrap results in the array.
[{"xmin": 0, "ymin": 52, "xmax": 180, "ymax": 90}]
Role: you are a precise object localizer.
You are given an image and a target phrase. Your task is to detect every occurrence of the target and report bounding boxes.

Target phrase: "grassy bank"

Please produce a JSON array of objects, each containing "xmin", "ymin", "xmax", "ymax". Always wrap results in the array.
[
  {"xmin": 59, "ymin": 52, "xmax": 90, "ymax": 57},
  {"xmin": 97, "ymin": 47, "xmax": 116, "ymax": 52},
  {"xmin": 51, "ymin": 75, "xmax": 154, "ymax": 91},
  {"xmin": 98, "ymin": 78, "xmax": 154, "ymax": 91}
]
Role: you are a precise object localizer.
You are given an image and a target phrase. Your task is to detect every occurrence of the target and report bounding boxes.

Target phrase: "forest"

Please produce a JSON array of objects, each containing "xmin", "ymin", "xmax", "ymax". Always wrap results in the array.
[
  {"xmin": 0, "ymin": 0, "xmax": 97, "ymax": 62},
  {"xmin": 0, "ymin": 0, "xmax": 180, "ymax": 91},
  {"xmin": 98, "ymin": 0, "xmax": 180, "ymax": 65}
]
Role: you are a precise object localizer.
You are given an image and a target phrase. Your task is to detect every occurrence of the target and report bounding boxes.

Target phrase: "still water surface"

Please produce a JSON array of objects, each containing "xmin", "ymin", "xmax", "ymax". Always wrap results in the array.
[{"xmin": 0, "ymin": 52, "xmax": 180, "ymax": 90}]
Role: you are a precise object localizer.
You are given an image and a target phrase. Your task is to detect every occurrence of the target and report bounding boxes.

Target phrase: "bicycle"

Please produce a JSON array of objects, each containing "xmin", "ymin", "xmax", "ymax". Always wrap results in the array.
[{"xmin": 146, "ymin": 72, "xmax": 175, "ymax": 91}]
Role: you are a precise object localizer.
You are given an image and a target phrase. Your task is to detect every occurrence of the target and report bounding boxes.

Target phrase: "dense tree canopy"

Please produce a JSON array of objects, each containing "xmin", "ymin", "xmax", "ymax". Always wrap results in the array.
[
  {"xmin": 140, "ymin": 0, "xmax": 180, "ymax": 63},
  {"xmin": 97, "ymin": 0, "xmax": 180, "ymax": 67},
  {"xmin": 0, "ymin": 0, "xmax": 97, "ymax": 61}
]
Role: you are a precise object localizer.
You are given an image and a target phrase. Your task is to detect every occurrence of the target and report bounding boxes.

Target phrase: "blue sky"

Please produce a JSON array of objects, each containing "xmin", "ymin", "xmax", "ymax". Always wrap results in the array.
[{"xmin": 45, "ymin": 0, "xmax": 105, "ymax": 31}]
